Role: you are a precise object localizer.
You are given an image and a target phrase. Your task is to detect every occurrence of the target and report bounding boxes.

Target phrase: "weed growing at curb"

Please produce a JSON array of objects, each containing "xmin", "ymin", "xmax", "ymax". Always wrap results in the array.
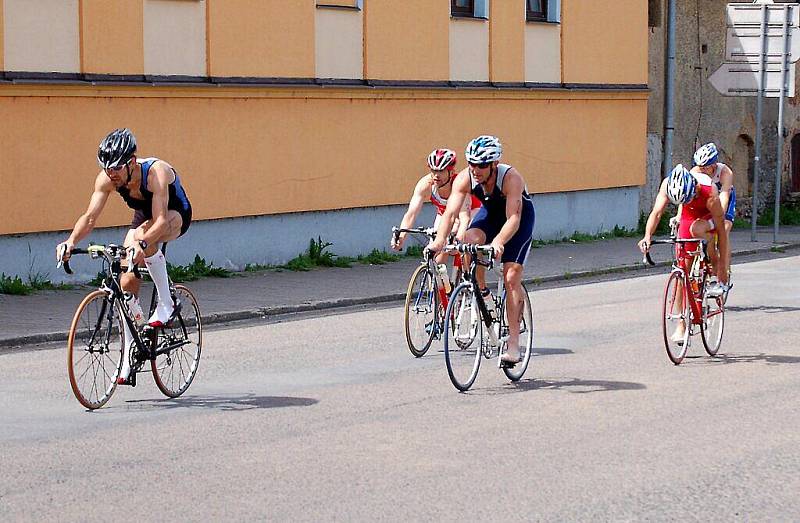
[
  {"xmin": 167, "ymin": 255, "xmax": 232, "ymax": 282},
  {"xmin": 0, "ymin": 273, "xmax": 74, "ymax": 295}
]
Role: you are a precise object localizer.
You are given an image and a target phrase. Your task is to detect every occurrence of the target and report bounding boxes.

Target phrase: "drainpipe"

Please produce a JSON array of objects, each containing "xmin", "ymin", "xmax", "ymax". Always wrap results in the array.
[{"xmin": 662, "ymin": 0, "xmax": 677, "ymax": 179}]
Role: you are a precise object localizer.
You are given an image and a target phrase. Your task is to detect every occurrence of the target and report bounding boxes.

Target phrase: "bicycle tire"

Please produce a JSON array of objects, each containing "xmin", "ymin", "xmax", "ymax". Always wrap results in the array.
[
  {"xmin": 501, "ymin": 283, "xmax": 534, "ymax": 382},
  {"xmin": 700, "ymin": 283, "xmax": 725, "ymax": 356},
  {"xmin": 151, "ymin": 284, "xmax": 203, "ymax": 398},
  {"xmin": 662, "ymin": 271, "xmax": 690, "ymax": 365},
  {"xmin": 67, "ymin": 290, "xmax": 124, "ymax": 410},
  {"xmin": 443, "ymin": 282, "xmax": 483, "ymax": 391},
  {"xmin": 403, "ymin": 265, "xmax": 439, "ymax": 357}
]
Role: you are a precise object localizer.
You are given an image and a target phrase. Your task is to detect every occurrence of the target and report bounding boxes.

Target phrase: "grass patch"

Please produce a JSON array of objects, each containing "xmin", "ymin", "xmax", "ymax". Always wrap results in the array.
[
  {"xmin": 357, "ymin": 249, "xmax": 400, "ymax": 265},
  {"xmin": 770, "ymin": 246, "xmax": 787, "ymax": 253},
  {"xmin": 280, "ymin": 237, "xmax": 354, "ymax": 272},
  {"xmin": 167, "ymin": 255, "xmax": 232, "ymax": 283},
  {"xmin": 405, "ymin": 245, "xmax": 424, "ymax": 258},
  {"xmin": 756, "ymin": 203, "xmax": 800, "ymax": 226},
  {"xmin": 0, "ymin": 272, "xmax": 74, "ymax": 295}
]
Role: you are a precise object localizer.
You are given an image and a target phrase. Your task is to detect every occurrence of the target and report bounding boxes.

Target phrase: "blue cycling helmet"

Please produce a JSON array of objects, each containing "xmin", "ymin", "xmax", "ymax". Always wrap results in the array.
[
  {"xmin": 693, "ymin": 143, "xmax": 719, "ymax": 166},
  {"xmin": 666, "ymin": 164, "xmax": 697, "ymax": 204},
  {"xmin": 465, "ymin": 135, "xmax": 502, "ymax": 164}
]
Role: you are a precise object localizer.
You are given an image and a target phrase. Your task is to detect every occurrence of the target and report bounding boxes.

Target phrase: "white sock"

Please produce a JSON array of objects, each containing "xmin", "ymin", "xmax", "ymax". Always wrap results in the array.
[
  {"xmin": 120, "ymin": 318, "xmax": 133, "ymax": 380},
  {"xmin": 144, "ymin": 250, "xmax": 174, "ymax": 325}
]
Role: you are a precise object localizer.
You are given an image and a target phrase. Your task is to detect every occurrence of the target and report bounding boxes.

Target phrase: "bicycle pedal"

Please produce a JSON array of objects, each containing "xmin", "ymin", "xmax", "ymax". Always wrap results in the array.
[{"xmin": 116, "ymin": 372, "xmax": 137, "ymax": 387}]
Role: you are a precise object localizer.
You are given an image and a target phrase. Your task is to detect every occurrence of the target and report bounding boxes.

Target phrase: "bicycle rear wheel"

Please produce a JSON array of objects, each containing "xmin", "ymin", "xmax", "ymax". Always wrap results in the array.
[
  {"xmin": 403, "ymin": 264, "xmax": 439, "ymax": 357},
  {"xmin": 444, "ymin": 283, "xmax": 483, "ymax": 391},
  {"xmin": 151, "ymin": 285, "xmax": 202, "ymax": 398},
  {"xmin": 501, "ymin": 283, "xmax": 534, "ymax": 382},
  {"xmin": 67, "ymin": 290, "xmax": 123, "ymax": 409},
  {"xmin": 701, "ymin": 285, "xmax": 725, "ymax": 356},
  {"xmin": 662, "ymin": 271, "xmax": 690, "ymax": 365}
]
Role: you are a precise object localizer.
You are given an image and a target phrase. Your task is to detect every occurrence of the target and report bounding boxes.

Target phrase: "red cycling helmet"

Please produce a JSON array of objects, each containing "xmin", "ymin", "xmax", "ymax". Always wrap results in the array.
[{"xmin": 427, "ymin": 148, "xmax": 457, "ymax": 172}]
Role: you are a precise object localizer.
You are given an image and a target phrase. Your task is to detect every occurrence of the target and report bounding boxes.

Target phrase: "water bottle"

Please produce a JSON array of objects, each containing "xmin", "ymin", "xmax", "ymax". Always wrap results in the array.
[
  {"xmin": 124, "ymin": 292, "xmax": 145, "ymax": 326},
  {"xmin": 436, "ymin": 264, "xmax": 452, "ymax": 293}
]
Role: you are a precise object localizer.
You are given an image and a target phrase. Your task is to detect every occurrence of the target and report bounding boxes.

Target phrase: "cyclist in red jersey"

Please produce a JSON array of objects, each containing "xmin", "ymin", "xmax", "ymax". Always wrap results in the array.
[
  {"xmin": 391, "ymin": 148, "xmax": 481, "ymax": 264},
  {"xmin": 639, "ymin": 164, "xmax": 730, "ymax": 341}
]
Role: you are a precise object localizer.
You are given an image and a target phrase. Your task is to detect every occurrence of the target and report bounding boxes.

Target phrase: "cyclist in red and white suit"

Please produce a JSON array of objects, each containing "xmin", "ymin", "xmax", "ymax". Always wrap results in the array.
[
  {"xmin": 639, "ymin": 164, "xmax": 730, "ymax": 290},
  {"xmin": 391, "ymin": 148, "xmax": 482, "ymax": 264}
]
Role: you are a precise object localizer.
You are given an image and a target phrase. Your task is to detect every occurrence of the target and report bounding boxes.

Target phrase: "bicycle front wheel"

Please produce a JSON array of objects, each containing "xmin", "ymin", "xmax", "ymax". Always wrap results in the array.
[
  {"xmin": 151, "ymin": 285, "xmax": 203, "ymax": 398},
  {"xmin": 67, "ymin": 290, "xmax": 123, "ymax": 410},
  {"xmin": 501, "ymin": 283, "xmax": 534, "ymax": 382},
  {"xmin": 701, "ymin": 286, "xmax": 725, "ymax": 356},
  {"xmin": 403, "ymin": 265, "xmax": 439, "ymax": 357},
  {"xmin": 444, "ymin": 283, "xmax": 483, "ymax": 391},
  {"xmin": 662, "ymin": 271, "xmax": 690, "ymax": 365}
]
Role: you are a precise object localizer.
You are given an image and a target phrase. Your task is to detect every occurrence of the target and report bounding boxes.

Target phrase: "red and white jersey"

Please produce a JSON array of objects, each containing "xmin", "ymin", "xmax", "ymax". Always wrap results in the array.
[{"xmin": 430, "ymin": 182, "xmax": 482, "ymax": 215}]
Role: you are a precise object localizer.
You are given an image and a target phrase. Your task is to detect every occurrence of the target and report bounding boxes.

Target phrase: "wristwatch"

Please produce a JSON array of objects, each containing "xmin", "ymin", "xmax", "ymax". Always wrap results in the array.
[{"xmin": 138, "ymin": 240, "xmax": 148, "ymax": 250}]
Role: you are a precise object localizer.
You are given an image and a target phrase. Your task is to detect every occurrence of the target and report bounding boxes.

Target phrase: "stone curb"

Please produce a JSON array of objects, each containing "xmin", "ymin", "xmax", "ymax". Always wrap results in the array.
[{"xmin": 2, "ymin": 241, "xmax": 798, "ymax": 351}]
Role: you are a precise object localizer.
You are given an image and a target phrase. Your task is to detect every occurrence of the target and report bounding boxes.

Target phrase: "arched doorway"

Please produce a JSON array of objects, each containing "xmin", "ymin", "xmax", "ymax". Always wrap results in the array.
[{"xmin": 791, "ymin": 133, "xmax": 800, "ymax": 193}]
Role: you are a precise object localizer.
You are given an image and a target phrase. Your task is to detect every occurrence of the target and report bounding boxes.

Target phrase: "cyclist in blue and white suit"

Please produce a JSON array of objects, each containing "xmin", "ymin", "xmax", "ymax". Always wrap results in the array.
[
  {"xmin": 429, "ymin": 135, "xmax": 535, "ymax": 365},
  {"xmin": 689, "ymin": 142, "xmax": 735, "ymax": 273}
]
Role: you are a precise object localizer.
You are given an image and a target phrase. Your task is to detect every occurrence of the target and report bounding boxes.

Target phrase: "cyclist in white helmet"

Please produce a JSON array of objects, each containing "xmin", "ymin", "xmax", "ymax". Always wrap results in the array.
[
  {"xmin": 689, "ymin": 142, "xmax": 735, "ymax": 280},
  {"xmin": 392, "ymin": 148, "xmax": 481, "ymax": 265},
  {"xmin": 428, "ymin": 135, "xmax": 535, "ymax": 366}
]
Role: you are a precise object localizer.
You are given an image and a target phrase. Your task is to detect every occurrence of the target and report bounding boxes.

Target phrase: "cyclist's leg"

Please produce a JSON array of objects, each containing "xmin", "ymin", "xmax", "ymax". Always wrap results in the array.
[
  {"xmin": 689, "ymin": 218, "xmax": 717, "ymax": 276},
  {"xmin": 498, "ymin": 203, "xmax": 533, "ymax": 362},
  {"xmin": 464, "ymin": 227, "xmax": 488, "ymax": 289},
  {"xmin": 141, "ymin": 210, "xmax": 185, "ymax": 325}
]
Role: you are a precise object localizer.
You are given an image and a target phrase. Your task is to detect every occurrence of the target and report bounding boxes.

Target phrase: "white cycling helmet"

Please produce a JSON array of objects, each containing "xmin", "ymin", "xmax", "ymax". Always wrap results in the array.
[
  {"xmin": 427, "ymin": 148, "xmax": 457, "ymax": 171},
  {"xmin": 465, "ymin": 135, "xmax": 502, "ymax": 164},
  {"xmin": 693, "ymin": 142, "xmax": 719, "ymax": 166},
  {"xmin": 666, "ymin": 164, "xmax": 697, "ymax": 205}
]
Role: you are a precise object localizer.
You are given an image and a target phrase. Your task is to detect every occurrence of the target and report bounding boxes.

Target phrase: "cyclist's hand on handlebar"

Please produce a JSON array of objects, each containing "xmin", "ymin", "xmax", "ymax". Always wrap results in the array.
[
  {"xmin": 668, "ymin": 216, "xmax": 680, "ymax": 231},
  {"xmin": 490, "ymin": 239, "xmax": 504, "ymax": 260},
  {"xmin": 56, "ymin": 241, "xmax": 74, "ymax": 265},
  {"xmin": 637, "ymin": 237, "xmax": 650, "ymax": 254},
  {"xmin": 129, "ymin": 242, "xmax": 146, "ymax": 266},
  {"xmin": 427, "ymin": 236, "xmax": 445, "ymax": 255},
  {"xmin": 390, "ymin": 232, "xmax": 405, "ymax": 251}
]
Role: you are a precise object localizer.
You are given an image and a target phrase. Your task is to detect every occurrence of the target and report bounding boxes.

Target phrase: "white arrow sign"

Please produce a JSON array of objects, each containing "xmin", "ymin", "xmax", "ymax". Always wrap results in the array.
[{"xmin": 709, "ymin": 61, "xmax": 795, "ymax": 97}]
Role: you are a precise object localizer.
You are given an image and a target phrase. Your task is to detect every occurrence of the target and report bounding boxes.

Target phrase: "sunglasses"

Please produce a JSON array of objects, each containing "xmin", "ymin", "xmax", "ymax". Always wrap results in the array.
[
  {"xmin": 469, "ymin": 161, "xmax": 492, "ymax": 169},
  {"xmin": 105, "ymin": 160, "xmax": 130, "ymax": 173}
]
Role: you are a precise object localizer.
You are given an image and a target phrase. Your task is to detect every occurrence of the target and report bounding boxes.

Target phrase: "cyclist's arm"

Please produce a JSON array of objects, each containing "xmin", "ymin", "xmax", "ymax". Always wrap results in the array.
[
  {"xmin": 393, "ymin": 176, "xmax": 431, "ymax": 249},
  {"xmin": 493, "ymin": 169, "xmax": 525, "ymax": 247},
  {"xmin": 706, "ymin": 188, "xmax": 730, "ymax": 283},
  {"xmin": 60, "ymin": 173, "xmax": 113, "ymax": 253},
  {"xmin": 718, "ymin": 165, "xmax": 734, "ymax": 214},
  {"xmin": 454, "ymin": 196, "xmax": 471, "ymax": 241},
  {"xmin": 431, "ymin": 169, "xmax": 469, "ymax": 251},
  {"xmin": 639, "ymin": 178, "xmax": 671, "ymax": 252},
  {"xmin": 138, "ymin": 161, "xmax": 172, "ymax": 245}
]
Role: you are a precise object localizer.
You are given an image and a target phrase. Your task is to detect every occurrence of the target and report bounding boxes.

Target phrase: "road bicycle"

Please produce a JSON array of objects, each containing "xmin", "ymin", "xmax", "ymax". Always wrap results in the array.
[
  {"xmin": 644, "ymin": 236, "xmax": 725, "ymax": 365},
  {"xmin": 60, "ymin": 243, "xmax": 202, "ymax": 409},
  {"xmin": 392, "ymin": 226, "xmax": 476, "ymax": 357},
  {"xmin": 442, "ymin": 243, "xmax": 533, "ymax": 391}
]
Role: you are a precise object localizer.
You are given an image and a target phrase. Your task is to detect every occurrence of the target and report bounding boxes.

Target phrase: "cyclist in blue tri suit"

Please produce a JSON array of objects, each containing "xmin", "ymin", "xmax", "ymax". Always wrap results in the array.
[
  {"xmin": 689, "ymin": 142, "xmax": 735, "ymax": 271},
  {"xmin": 56, "ymin": 128, "xmax": 192, "ymax": 385},
  {"xmin": 428, "ymin": 135, "xmax": 535, "ymax": 366}
]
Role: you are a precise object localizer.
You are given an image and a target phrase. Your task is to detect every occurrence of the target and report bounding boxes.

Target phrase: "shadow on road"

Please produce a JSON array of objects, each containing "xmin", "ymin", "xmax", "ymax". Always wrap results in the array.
[
  {"xmin": 691, "ymin": 352, "xmax": 800, "ymax": 366},
  {"xmin": 726, "ymin": 305, "xmax": 800, "ymax": 314},
  {"xmin": 533, "ymin": 347, "xmax": 574, "ymax": 357},
  {"xmin": 124, "ymin": 393, "xmax": 319, "ymax": 411},
  {"xmin": 479, "ymin": 376, "xmax": 646, "ymax": 395}
]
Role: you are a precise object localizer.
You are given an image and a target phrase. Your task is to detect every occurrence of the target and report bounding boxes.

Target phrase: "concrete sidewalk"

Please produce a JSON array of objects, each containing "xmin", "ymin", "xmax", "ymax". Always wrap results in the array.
[{"xmin": 2, "ymin": 226, "xmax": 799, "ymax": 349}]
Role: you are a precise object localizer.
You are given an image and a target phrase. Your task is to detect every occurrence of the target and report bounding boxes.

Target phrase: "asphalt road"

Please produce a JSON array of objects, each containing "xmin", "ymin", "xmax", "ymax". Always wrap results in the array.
[{"xmin": 1, "ymin": 255, "xmax": 798, "ymax": 521}]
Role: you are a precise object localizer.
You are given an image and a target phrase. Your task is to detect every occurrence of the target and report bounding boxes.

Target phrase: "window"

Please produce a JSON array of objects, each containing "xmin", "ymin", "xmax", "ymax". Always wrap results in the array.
[
  {"xmin": 451, "ymin": 0, "xmax": 474, "ymax": 17},
  {"xmin": 526, "ymin": 0, "xmax": 547, "ymax": 22},
  {"xmin": 648, "ymin": 0, "xmax": 662, "ymax": 28}
]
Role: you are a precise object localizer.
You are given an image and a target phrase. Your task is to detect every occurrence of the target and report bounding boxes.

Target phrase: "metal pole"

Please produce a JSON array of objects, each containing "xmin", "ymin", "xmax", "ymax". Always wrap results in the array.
[
  {"xmin": 774, "ymin": 5, "xmax": 791, "ymax": 243},
  {"xmin": 662, "ymin": 0, "xmax": 677, "ymax": 179},
  {"xmin": 751, "ymin": 4, "xmax": 768, "ymax": 242}
]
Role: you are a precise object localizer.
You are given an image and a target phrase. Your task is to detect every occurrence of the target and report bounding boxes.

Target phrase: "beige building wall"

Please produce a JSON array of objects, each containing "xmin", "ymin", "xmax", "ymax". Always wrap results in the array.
[
  {"xmin": 208, "ymin": 0, "xmax": 315, "ymax": 78},
  {"xmin": 0, "ymin": 85, "xmax": 646, "ymax": 235},
  {"xmin": 3, "ymin": 0, "xmax": 80, "ymax": 73},
  {"xmin": 81, "ymin": 0, "xmax": 144, "ymax": 75},
  {"xmin": 143, "ymin": 0, "xmax": 206, "ymax": 76},
  {"xmin": 315, "ymin": 6, "xmax": 362, "ymax": 79},
  {"xmin": 449, "ymin": 19, "xmax": 488, "ymax": 82},
  {"xmin": 489, "ymin": 0, "xmax": 525, "ymax": 82},
  {"xmin": 364, "ymin": 0, "xmax": 449, "ymax": 80},
  {"xmin": 0, "ymin": 1, "xmax": 4, "ymax": 70},
  {"xmin": 562, "ymin": 0, "xmax": 647, "ymax": 84},
  {"xmin": 525, "ymin": 24, "xmax": 561, "ymax": 83}
]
